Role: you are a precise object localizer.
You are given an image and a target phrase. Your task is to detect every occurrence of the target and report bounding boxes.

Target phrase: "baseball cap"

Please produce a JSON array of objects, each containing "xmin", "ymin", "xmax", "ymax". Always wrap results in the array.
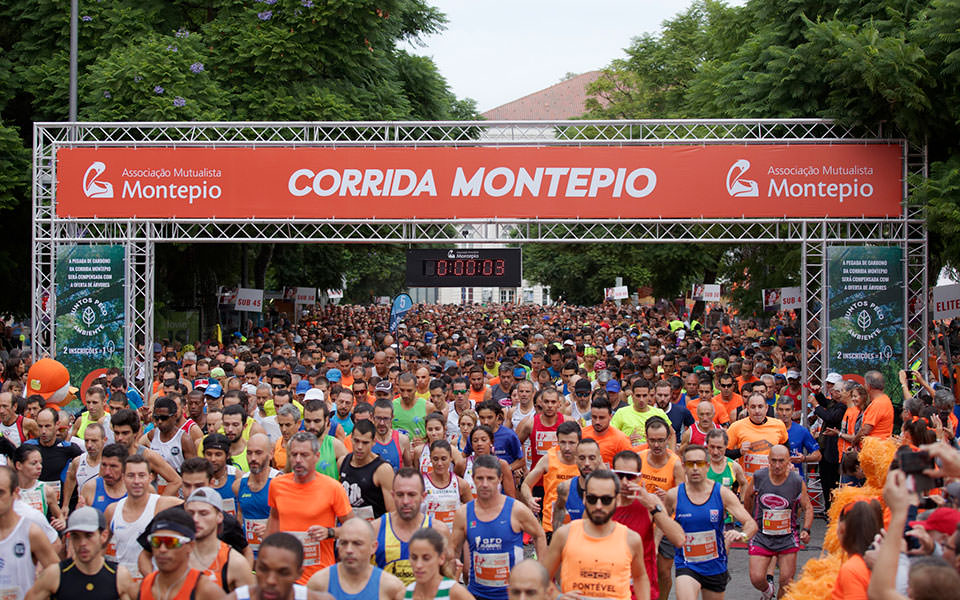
[
  {"xmin": 443, "ymin": 360, "xmax": 458, "ymax": 371},
  {"xmin": 786, "ymin": 370, "xmax": 801, "ymax": 380},
  {"xmin": 304, "ymin": 388, "xmax": 325, "ymax": 401},
  {"xmin": 574, "ymin": 379, "xmax": 592, "ymax": 394},
  {"xmin": 606, "ymin": 380, "xmax": 621, "ymax": 393},
  {"xmin": 326, "ymin": 368, "xmax": 342, "ymax": 383},
  {"xmin": 910, "ymin": 507, "xmax": 960, "ymax": 536},
  {"xmin": 712, "ymin": 357, "xmax": 728, "ymax": 367},
  {"xmin": 292, "ymin": 365, "xmax": 307, "ymax": 376},
  {"xmin": 513, "ymin": 366, "xmax": 526, "ymax": 379},
  {"xmin": 825, "ymin": 372, "xmax": 843, "ymax": 385},
  {"xmin": 186, "ymin": 487, "xmax": 223, "ymax": 512},
  {"xmin": 375, "ymin": 380, "xmax": 392, "ymax": 393},
  {"xmin": 64, "ymin": 506, "xmax": 106, "ymax": 533},
  {"xmin": 203, "ymin": 433, "xmax": 230, "ymax": 454},
  {"xmin": 150, "ymin": 506, "xmax": 196, "ymax": 540},
  {"xmin": 204, "ymin": 382, "xmax": 223, "ymax": 398},
  {"xmin": 153, "ymin": 342, "xmax": 163, "ymax": 354},
  {"xmin": 241, "ymin": 383, "xmax": 258, "ymax": 396},
  {"xmin": 210, "ymin": 367, "xmax": 226, "ymax": 379},
  {"xmin": 295, "ymin": 380, "xmax": 312, "ymax": 395}
]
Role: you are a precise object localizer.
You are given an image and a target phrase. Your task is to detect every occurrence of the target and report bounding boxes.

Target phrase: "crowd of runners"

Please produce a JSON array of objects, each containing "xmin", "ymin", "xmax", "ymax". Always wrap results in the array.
[{"xmin": 1, "ymin": 301, "xmax": 959, "ymax": 600}]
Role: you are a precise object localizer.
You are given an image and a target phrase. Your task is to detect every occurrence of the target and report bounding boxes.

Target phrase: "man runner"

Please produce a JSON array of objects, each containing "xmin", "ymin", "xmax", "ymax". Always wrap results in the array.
[
  {"xmin": 542, "ymin": 470, "xmax": 651, "ymax": 600},
  {"xmin": 371, "ymin": 400, "xmax": 412, "ymax": 471},
  {"xmin": 144, "ymin": 398, "xmax": 196, "ymax": 492},
  {"xmin": 664, "ymin": 445, "xmax": 757, "ymax": 600},
  {"xmin": 27, "ymin": 506, "xmax": 139, "ymax": 600},
  {"xmin": 109, "ymin": 409, "xmax": 182, "ymax": 497},
  {"xmin": 0, "ymin": 391, "xmax": 38, "ymax": 446},
  {"xmin": 202, "ymin": 434, "xmax": 242, "ymax": 516},
  {"xmin": 234, "ymin": 434, "xmax": 280, "ymax": 559},
  {"xmin": 394, "ymin": 373, "xmax": 428, "ymax": 446},
  {"xmin": 681, "ymin": 401, "xmax": 717, "ymax": 449},
  {"xmin": 552, "ymin": 438, "xmax": 605, "ymax": 529},
  {"xmin": 306, "ymin": 519, "xmax": 405, "ymax": 599},
  {"xmin": 184, "ymin": 487, "xmax": 255, "ymax": 593},
  {"xmin": 704, "ymin": 429, "xmax": 747, "ymax": 527},
  {"xmin": 62, "ymin": 422, "xmax": 106, "ymax": 514},
  {"xmin": 301, "ymin": 400, "xmax": 347, "ymax": 480},
  {"xmin": 337, "ymin": 420, "xmax": 395, "ymax": 521},
  {"xmin": 742, "ymin": 445, "xmax": 813, "ymax": 600},
  {"xmin": 726, "ymin": 393, "xmax": 788, "ymax": 480},
  {"xmin": 137, "ymin": 506, "xmax": 223, "ymax": 600},
  {"xmin": 451, "ymin": 454, "xmax": 546, "ymax": 600},
  {"xmin": 80, "ymin": 443, "xmax": 128, "ymax": 514},
  {"xmin": 519, "ymin": 421, "xmax": 581, "ymax": 542},
  {"xmin": 0, "ymin": 465, "xmax": 58, "ymax": 600}
]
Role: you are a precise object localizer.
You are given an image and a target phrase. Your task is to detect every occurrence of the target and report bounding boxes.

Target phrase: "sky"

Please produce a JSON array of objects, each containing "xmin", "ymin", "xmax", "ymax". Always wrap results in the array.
[{"xmin": 412, "ymin": 1, "xmax": 739, "ymax": 113}]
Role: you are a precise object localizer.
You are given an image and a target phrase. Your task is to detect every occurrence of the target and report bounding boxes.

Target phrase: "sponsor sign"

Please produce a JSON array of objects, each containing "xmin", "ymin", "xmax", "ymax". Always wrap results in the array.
[
  {"xmin": 933, "ymin": 284, "xmax": 960, "ymax": 321},
  {"xmin": 55, "ymin": 244, "xmax": 125, "ymax": 412},
  {"xmin": 827, "ymin": 246, "xmax": 904, "ymax": 401},
  {"xmin": 605, "ymin": 286, "xmax": 629, "ymax": 300},
  {"xmin": 234, "ymin": 288, "xmax": 264, "ymax": 312},
  {"xmin": 56, "ymin": 145, "xmax": 903, "ymax": 219}
]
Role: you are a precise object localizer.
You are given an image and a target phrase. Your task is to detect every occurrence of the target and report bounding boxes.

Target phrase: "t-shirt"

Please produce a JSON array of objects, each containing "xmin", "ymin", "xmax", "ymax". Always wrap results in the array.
[
  {"xmin": 726, "ymin": 417, "xmax": 788, "ymax": 477},
  {"xmin": 25, "ymin": 439, "xmax": 83, "ymax": 487},
  {"xmin": 664, "ymin": 403, "xmax": 695, "ymax": 443},
  {"xmin": 786, "ymin": 422, "xmax": 819, "ymax": 476},
  {"xmin": 493, "ymin": 425, "xmax": 524, "ymax": 466},
  {"xmin": 862, "ymin": 394, "xmax": 894, "ymax": 439},
  {"xmin": 838, "ymin": 405, "xmax": 860, "ymax": 456},
  {"xmin": 685, "ymin": 397, "xmax": 730, "ymax": 426},
  {"xmin": 610, "ymin": 404, "xmax": 672, "ymax": 444},
  {"xmin": 712, "ymin": 393, "xmax": 744, "ymax": 418},
  {"xmin": 267, "ymin": 473, "xmax": 352, "ymax": 583},
  {"xmin": 581, "ymin": 425, "xmax": 633, "ymax": 467},
  {"xmin": 831, "ymin": 554, "xmax": 870, "ymax": 600}
]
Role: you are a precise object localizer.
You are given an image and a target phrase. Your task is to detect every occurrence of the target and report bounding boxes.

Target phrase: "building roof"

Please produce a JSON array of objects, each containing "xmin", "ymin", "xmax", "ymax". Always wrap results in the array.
[{"xmin": 481, "ymin": 71, "xmax": 602, "ymax": 121}]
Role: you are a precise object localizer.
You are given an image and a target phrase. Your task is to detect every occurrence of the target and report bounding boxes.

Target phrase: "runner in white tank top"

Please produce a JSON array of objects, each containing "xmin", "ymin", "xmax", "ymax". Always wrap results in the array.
[
  {"xmin": 423, "ymin": 473, "xmax": 462, "ymax": 531},
  {"xmin": 510, "ymin": 404, "xmax": 535, "ymax": 471},
  {"xmin": 0, "ymin": 420, "xmax": 23, "ymax": 447},
  {"xmin": 108, "ymin": 493, "xmax": 159, "ymax": 582},
  {"xmin": 74, "ymin": 452, "xmax": 101, "ymax": 494},
  {"xmin": 149, "ymin": 427, "xmax": 187, "ymax": 472},
  {"xmin": 0, "ymin": 516, "xmax": 37, "ymax": 599}
]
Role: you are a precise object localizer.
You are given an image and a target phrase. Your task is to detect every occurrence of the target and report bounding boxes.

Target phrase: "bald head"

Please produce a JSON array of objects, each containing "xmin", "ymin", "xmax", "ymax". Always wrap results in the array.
[
  {"xmin": 769, "ymin": 444, "xmax": 789, "ymax": 459},
  {"xmin": 339, "ymin": 515, "xmax": 375, "ymax": 541},
  {"xmin": 247, "ymin": 433, "xmax": 270, "ymax": 452},
  {"xmin": 508, "ymin": 559, "xmax": 550, "ymax": 600},
  {"xmin": 245, "ymin": 433, "xmax": 273, "ymax": 474}
]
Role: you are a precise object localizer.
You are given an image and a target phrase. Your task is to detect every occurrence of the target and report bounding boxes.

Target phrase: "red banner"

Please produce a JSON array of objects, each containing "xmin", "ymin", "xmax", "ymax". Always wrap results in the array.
[{"xmin": 56, "ymin": 144, "xmax": 903, "ymax": 219}]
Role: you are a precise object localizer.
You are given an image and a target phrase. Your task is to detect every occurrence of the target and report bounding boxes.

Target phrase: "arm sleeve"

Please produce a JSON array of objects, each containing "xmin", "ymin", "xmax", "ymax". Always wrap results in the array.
[{"xmin": 725, "ymin": 449, "xmax": 742, "ymax": 460}]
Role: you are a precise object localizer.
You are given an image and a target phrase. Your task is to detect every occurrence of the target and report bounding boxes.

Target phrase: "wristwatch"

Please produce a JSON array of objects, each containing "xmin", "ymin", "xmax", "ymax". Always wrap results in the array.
[
  {"xmin": 650, "ymin": 505, "xmax": 663, "ymax": 517},
  {"xmin": 327, "ymin": 527, "xmax": 336, "ymax": 539}
]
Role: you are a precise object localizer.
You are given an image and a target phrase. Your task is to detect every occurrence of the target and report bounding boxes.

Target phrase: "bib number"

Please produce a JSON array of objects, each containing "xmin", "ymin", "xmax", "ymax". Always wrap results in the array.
[
  {"xmin": 473, "ymin": 552, "xmax": 510, "ymax": 587},
  {"xmin": 683, "ymin": 530, "xmax": 719, "ymax": 563},
  {"xmin": 245, "ymin": 518, "xmax": 268, "ymax": 550},
  {"xmin": 762, "ymin": 509, "xmax": 792, "ymax": 536},
  {"xmin": 292, "ymin": 532, "xmax": 321, "ymax": 566},
  {"xmin": 743, "ymin": 452, "xmax": 769, "ymax": 475}
]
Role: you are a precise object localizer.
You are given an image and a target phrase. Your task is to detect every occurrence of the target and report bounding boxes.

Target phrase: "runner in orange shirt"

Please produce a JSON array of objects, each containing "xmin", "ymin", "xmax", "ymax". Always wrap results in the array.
[
  {"xmin": 713, "ymin": 373, "xmax": 744, "ymax": 421},
  {"xmin": 580, "ymin": 397, "xmax": 634, "ymax": 467},
  {"xmin": 726, "ymin": 394, "xmax": 789, "ymax": 479},
  {"xmin": 266, "ymin": 431, "xmax": 355, "ymax": 584},
  {"xmin": 687, "ymin": 381, "xmax": 730, "ymax": 428}
]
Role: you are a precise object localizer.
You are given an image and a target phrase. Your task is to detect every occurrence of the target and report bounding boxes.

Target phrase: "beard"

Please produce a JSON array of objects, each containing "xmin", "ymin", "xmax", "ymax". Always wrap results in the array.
[{"xmin": 587, "ymin": 507, "xmax": 614, "ymax": 526}]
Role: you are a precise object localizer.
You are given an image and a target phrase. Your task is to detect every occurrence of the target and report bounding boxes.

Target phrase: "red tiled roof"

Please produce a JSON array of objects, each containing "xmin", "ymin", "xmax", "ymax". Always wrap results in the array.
[{"xmin": 481, "ymin": 71, "xmax": 602, "ymax": 120}]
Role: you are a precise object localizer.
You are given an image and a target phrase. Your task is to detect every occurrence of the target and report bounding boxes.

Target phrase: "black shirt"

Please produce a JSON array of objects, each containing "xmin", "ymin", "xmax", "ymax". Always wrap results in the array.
[{"xmin": 26, "ymin": 439, "xmax": 83, "ymax": 484}]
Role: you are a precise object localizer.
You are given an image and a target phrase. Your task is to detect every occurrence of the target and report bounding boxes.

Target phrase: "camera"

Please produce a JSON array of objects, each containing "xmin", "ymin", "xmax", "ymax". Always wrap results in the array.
[{"xmin": 897, "ymin": 447, "xmax": 942, "ymax": 495}]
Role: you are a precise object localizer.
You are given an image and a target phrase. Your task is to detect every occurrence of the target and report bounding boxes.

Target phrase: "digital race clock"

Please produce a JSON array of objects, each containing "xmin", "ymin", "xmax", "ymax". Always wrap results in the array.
[{"xmin": 405, "ymin": 249, "xmax": 522, "ymax": 287}]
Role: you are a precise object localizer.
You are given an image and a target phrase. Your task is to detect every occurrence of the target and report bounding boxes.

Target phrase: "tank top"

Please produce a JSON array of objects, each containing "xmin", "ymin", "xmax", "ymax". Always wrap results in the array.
[
  {"xmin": 707, "ymin": 458, "xmax": 736, "ymax": 524},
  {"xmin": 139, "ymin": 568, "xmax": 202, "ymax": 600},
  {"xmin": 75, "ymin": 453, "xmax": 101, "ymax": 494},
  {"xmin": 468, "ymin": 387, "xmax": 486, "ymax": 404},
  {"xmin": 92, "ymin": 477, "xmax": 126, "ymax": 513},
  {"xmin": 311, "ymin": 435, "xmax": 338, "ymax": 480},
  {"xmin": 673, "ymin": 482, "xmax": 727, "ymax": 576},
  {"xmin": 750, "ymin": 467, "xmax": 804, "ymax": 552},
  {"xmin": 639, "ymin": 450, "xmax": 680, "ymax": 494},
  {"xmin": 328, "ymin": 564, "xmax": 383, "ymax": 599},
  {"xmin": 541, "ymin": 446, "xmax": 579, "ymax": 533},
  {"xmin": 689, "ymin": 422, "xmax": 712, "ymax": 446},
  {"xmin": 404, "ymin": 578, "xmax": 455, "ymax": 599},
  {"xmin": 373, "ymin": 431, "xmax": 402, "ymax": 471},
  {"xmin": 446, "ymin": 403, "xmax": 473, "ymax": 444},
  {"xmin": 215, "ymin": 466, "xmax": 240, "ymax": 515},
  {"xmin": 0, "ymin": 416, "xmax": 25, "ymax": 446},
  {"xmin": 462, "ymin": 456, "xmax": 476, "ymax": 499},
  {"xmin": 564, "ymin": 476, "xmax": 586, "ymax": 522},
  {"xmin": 19, "ymin": 481, "xmax": 46, "ymax": 514},
  {"xmin": 569, "ymin": 400, "xmax": 592, "ymax": 427},
  {"xmin": 0, "ymin": 516, "xmax": 35, "ymax": 600},
  {"xmin": 466, "ymin": 497, "xmax": 523, "ymax": 600},
  {"xmin": 108, "ymin": 493, "xmax": 160, "ymax": 582},
  {"xmin": 418, "ymin": 445, "xmax": 434, "ymax": 477},
  {"xmin": 198, "ymin": 541, "xmax": 232, "ymax": 592},
  {"xmin": 560, "ymin": 520, "xmax": 632, "ymax": 599},
  {"xmin": 234, "ymin": 584, "xmax": 308, "ymax": 600},
  {"xmin": 491, "ymin": 385, "xmax": 511, "ymax": 407},
  {"xmin": 339, "ymin": 454, "xmax": 387, "ymax": 521},
  {"xmin": 150, "ymin": 428, "xmax": 187, "ymax": 489},
  {"xmin": 393, "ymin": 399, "xmax": 427, "ymax": 442},
  {"xmin": 423, "ymin": 473, "xmax": 460, "ymax": 531},
  {"xmin": 529, "ymin": 413, "xmax": 560, "ymax": 469},
  {"xmin": 54, "ymin": 558, "xmax": 120, "ymax": 600},
  {"xmin": 375, "ymin": 513, "xmax": 433, "ymax": 585},
  {"xmin": 238, "ymin": 469, "xmax": 280, "ymax": 557},
  {"xmin": 77, "ymin": 411, "xmax": 104, "ymax": 440}
]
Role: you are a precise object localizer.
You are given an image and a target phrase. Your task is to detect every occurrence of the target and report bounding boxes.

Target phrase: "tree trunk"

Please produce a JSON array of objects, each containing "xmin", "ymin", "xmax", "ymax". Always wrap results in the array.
[{"xmin": 254, "ymin": 244, "xmax": 274, "ymax": 289}]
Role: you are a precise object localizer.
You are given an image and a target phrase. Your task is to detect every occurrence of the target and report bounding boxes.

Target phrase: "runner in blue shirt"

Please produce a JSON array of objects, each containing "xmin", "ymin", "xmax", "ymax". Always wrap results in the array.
[{"xmin": 776, "ymin": 402, "xmax": 820, "ymax": 479}]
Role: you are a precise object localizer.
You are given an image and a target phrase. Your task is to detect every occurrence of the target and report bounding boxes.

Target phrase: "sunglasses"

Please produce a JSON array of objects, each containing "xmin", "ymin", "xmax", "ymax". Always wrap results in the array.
[
  {"xmin": 684, "ymin": 460, "xmax": 708, "ymax": 468},
  {"xmin": 453, "ymin": 390, "xmax": 469, "ymax": 395},
  {"xmin": 613, "ymin": 470, "xmax": 640, "ymax": 481},
  {"xmin": 154, "ymin": 414, "xmax": 173, "ymax": 422},
  {"xmin": 272, "ymin": 384, "xmax": 286, "ymax": 389},
  {"xmin": 149, "ymin": 534, "xmax": 190, "ymax": 549},
  {"xmin": 584, "ymin": 493, "xmax": 616, "ymax": 506},
  {"xmin": 719, "ymin": 383, "xmax": 734, "ymax": 388}
]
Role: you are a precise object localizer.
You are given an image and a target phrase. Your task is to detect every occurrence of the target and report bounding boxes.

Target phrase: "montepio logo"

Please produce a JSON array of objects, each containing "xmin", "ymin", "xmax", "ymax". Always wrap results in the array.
[
  {"xmin": 726, "ymin": 159, "xmax": 759, "ymax": 197},
  {"xmin": 83, "ymin": 161, "xmax": 114, "ymax": 198}
]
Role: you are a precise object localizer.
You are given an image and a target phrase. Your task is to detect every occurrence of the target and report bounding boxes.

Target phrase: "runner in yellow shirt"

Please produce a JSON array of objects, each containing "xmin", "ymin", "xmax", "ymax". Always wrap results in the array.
[{"xmin": 611, "ymin": 378, "xmax": 672, "ymax": 448}]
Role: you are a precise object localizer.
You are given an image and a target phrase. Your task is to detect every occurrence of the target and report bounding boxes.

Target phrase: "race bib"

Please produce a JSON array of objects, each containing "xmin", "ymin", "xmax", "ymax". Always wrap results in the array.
[
  {"xmin": 0, "ymin": 588, "xmax": 19, "ymax": 600},
  {"xmin": 683, "ymin": 530, "xmax": 719, "ymax": 563},
  {"xmin": 244, "ymin": 518, "xmax": 267, "ymax": 551},
  {"xmin": 353, "ymin": 505, "xmax": 375, "ymax": 521},
  {"xmin": 432, "ymin": 509, "xmax": 455, "ymax": 530},
  {"xmin": 762, "ymin": 509, "xmax": 792, "ymax": 536},
  {"xmin": 43, "ymin": 480, "xmax": 61, "ymax": 503},
  {"xmin": 292, "ymin": 532, "xmax": 321, "ymax": 566},
  {"xmin": 21, "ymin": 487, "xmax": 44, "ymax": 513},
  {"xmin": 222, "ymin": 497, "xmax": 237, "ymax": 516},
  {"xmin": 473, "ymin": 552, "xmax": 510, "ymax": 587},
  {"xmin": 534, "ymin": 430, "xmax": 557, "ymax": 454},
  {"xmin": 743, "ymin": 452, "xmax": 769, "ymax": 475}
]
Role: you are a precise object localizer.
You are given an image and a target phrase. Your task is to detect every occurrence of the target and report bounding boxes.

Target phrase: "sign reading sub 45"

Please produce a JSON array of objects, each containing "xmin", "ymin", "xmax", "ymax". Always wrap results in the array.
[{"xmin": 235, "ymin": 288, "xmax": 264, "ymax": 312}]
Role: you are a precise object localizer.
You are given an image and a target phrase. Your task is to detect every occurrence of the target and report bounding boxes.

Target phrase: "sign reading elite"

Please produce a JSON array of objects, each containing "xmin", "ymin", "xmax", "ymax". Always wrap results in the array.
[{"xmin": 57, "ymin": 145, "xmax": 903, "ymax": 220}]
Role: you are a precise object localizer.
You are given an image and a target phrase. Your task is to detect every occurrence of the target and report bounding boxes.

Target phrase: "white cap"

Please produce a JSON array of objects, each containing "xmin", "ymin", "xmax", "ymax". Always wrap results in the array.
[
  {"xmin": 304, "ymin": 389, "xmax": 325, "ymax": 401},
  {"xmin": 786, "ymin": 370, "xmax": 801, "ymax": 380},
  {"xmin": 825, "ymin": 372, "xmax": 843, "ymax": 385}
]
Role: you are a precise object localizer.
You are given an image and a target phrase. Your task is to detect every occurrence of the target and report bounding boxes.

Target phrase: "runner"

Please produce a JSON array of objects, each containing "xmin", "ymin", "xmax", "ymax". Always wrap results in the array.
[
  {"xmin": 221, "ymin": 405, "xmax": 251, "ymax": 472},
  {"xmin": 403, "ymin": 527, "xmax": 472, "ymax": 599},
  {"xmin": 394, "ymin": 373, "xmax": 428, "ymax": 446},
  {"xmin": 519, "ymin": 421, "xmax": 580, "ymax": 541},
  {"xmin": 234, "ymin": 434, "xmax": 280, "ymax": 559},
  {"xmin": 418, "ymin": 413, "xmax": 464, "ymax": 477},
  {"xmin": 664, "ymin": 444, "xmax": 758, "ymax": 600},
  {"xmin": 227, "ymin": 531, "xmax": 333, "ymax": 600},
  {"xmin": 27, "ymin": 506, "xmax": 139, "ymax": 600},
  {"xmin": 103, "ymin": 455, "xmax": 182, "ymax": 583},
  {"xmin": 202, "ymin": 434, "xmax": 241, "ymax": 515},
  {"xmin": 421, "ymin": 440, "xmax": 471, "ymax": 531},
  {"xmin": 69, "ymin": 386, "xmax": 113, "ymax": 442},
  {"xmin": 713, "ymin": 374, "xmax": 745, "ymax": 421},
  {"xmin": 0, "ymin": 465, "xmax": 58, "ymax": 600},
  {"xmin": 108, "ymin": 409, "xmax": 182, "ymax": 497},
  {"xmin": 338, "ymin": 419, "xmax": 395, "ymax": 521},
  {"xmin": 682, "ymin": 401, "xmax": 717, "ymax": 449},
  {"xmin": 542, "ymin": 469, "xmax": 651, "ymax": 600},
  {"xmin": 687, "ymin": 381, "xmax": 730, "ymax": 427},
  {"xmin": 62, "ymin": 422, "xmax": 106, "ymax": 514},
  {"xmin": 569, "ymin": 378, "xmax": 593, "ymax": 426},
  {"xmin": 80, "ymin": 443, "xmax": 128, "ymax": 514},
  {"xmin": 581, "ymin": 397, "xmax": 633, "ymax": 467},
  {"xmin": 25, "ymin": 408, "xmax": 82, "ymax": 510},
  {"xmin": 301, "ymin": 399, "xmax": 348, "ymax": 480},
  {"xmin": 467, "ymin": 367, "xmax": 488, "ymax": 405},
  {"xmin": 475, "ymin": 401, "xmax": 524, "ymax": 475},
  {"xmin": 371, "ymin": 468, "xmax": 450, "ymax": 585},
  {"xmin": 184, "ymin": 487, "xmax": 255, "ymax": 593},
  {"xmin": 775, "ymin": 401, "xmax": 821, "ymax": 478},
  {"xmin": 459, "ymin": 425, "xmax": 516, "ymax": 499},
  {"xmin": 372, "ymin": 399, "xmax": 413, "ymax": 470},
  {"xmin": 704, "ymin": 429, "xmax": 747, "ymax": 526},
  {"xmin": 0, "ymin": 391, "xmax": 38, "ymax": 446},
  {"xmin": 138, "ymin": 506, "xmax": 224, "ymax": 600},
  {"xmin": 742, "ymin": 445, "xmax": 813, "ymax": 600},
  {"xmin": 306, "ymin": 518, "xmax": 405, "ymax": 599},
  {"xmin": 551, "ymin": 438, "xmax": 604, "ymax": 529},
  {"xmin": 330, "ymin": 388, "xmax": 355, "ymax": 437},
  {"xmin": 506, "ymin": 559, "xmax": 552, "ymax": 600},
  {"xmin": 726, "ymin": 393, "xmax": 789, "ymax": 480},
  {"xmin": 266, "ymin": 431, "xmax": 354, "ymax": 584},
  {"xmin": 13, "ymin": 445, "xmax": 63, "ymax": 526},
  {"xmin": 612, "ymin": 378, "xmax": 672, "ymax": 447},
  {"xmin": 515, "ymin": 386, "xmax": 569, "ymax": 473},
  {"xmin": 445, "ymin": 378, "xmax": 474, "ymax": 445},
  {"xmin": 144, "ymin": 397, "xmax": 196, "ymax": 491},
  {"xmin": 450, "ymin": 454, "xmax": 546, "ymax": 600},
  {"xmin": 272, "ymin": 404, "xmax": 301, "ymax": 470}
]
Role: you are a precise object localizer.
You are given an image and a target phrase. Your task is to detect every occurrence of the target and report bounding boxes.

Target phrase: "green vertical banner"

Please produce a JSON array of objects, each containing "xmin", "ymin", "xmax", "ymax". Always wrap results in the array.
[
  {"xmin": 55, "ymin": 245, "xmax": 126, "ymax": 410},
  {"xmin": 827, "ymin": 246, "xmax": 904, "ymax": 403}
]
